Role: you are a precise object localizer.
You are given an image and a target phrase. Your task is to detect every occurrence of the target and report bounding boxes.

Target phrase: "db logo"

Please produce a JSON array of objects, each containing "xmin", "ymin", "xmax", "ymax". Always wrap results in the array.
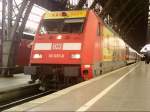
[{"xmin": 52, "ymin": 43, "xmax": 63, "ymax": 50}]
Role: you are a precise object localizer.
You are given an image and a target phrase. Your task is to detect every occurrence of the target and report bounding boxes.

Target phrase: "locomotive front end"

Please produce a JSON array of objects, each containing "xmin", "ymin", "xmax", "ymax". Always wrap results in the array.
[{"xmin": 25, "ymin": 10, "xmax": 87, "ymax": 88}]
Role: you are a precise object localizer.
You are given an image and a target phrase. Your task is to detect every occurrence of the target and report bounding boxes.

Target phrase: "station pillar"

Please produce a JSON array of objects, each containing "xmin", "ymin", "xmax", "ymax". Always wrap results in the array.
[{"xmin": 1, "ymin": 0, "xmax": 33, "ymax": 76}]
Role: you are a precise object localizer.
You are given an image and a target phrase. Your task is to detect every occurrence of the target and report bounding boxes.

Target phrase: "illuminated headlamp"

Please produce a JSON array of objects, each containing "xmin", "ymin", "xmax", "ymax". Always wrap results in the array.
[
  {"xmin": 57, "ymin": 35, "xmax": 62, "ymax": 39},
  {"xmin": 33, "ymin": 54, "xmax": 42, "ymax": 59},
  {"xmin": 71, "ymin": 54, "xmax": 80, "ymax": 59},
  {"xmin": 84, "ymin": 65, "xmax": 91, "ymax": 68}
]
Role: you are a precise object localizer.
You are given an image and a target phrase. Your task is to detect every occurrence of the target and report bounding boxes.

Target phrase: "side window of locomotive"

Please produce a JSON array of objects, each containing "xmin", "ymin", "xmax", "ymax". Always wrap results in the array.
[{"xmin": 97, "ymin": 23, "xmax": 100, "ymax": 36}]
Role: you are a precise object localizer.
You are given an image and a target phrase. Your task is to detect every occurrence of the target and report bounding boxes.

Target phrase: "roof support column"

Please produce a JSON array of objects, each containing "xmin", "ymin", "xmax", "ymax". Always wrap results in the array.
[{"xmin": 1, "ymin": 0, "xmax": 31, "ymax": 76}]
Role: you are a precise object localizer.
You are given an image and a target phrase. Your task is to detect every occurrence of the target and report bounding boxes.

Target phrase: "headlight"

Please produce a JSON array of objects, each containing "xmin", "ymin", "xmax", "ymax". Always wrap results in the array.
[
  {"xmin": 57, "ymin": 35, "xmax": 62, "ymax": 39},
  {"xmin": 33, "ymin": 54, "xmax": 42, "ymax": 59},
  {"xmin": 71, "ymin": 54, "xmax": 80, "ymax": 59},
  {"xmin": 84, "ymin": 65, "xmax": 91, "ymax": 68}
]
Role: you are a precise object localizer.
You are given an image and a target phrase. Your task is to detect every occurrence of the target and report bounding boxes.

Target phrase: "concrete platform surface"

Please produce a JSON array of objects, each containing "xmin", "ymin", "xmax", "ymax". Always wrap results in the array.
[
  {"xmin": 0, "ymin": 74, "xmax": 30, "ymax": 91},
  {"xmin": 5, "ymin": 62, "xmax": 150, "ymax": 111}
]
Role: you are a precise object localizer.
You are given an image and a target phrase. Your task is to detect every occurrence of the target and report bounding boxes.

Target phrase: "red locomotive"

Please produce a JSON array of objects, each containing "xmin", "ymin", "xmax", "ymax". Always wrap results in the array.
[
  {"xmin": 15, "ymin": 34, "xmax": 33, "ymax": 73},
  {"xmin": 24, "ymin": 10, "xmax": 141, "ymax": 89}
]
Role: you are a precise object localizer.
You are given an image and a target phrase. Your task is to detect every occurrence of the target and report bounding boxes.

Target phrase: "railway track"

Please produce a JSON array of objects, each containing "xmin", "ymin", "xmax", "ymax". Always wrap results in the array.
[
  {"xmin": 0, "ymin": 89, "xmax": 56, "ymax": 111},
  {"xmin": 0, "ymin": 82, "xmax": 71, "ymax": 111},
  {"xmin": 0, "ymin": 82, "xmax": 58, "ymax": 111}
]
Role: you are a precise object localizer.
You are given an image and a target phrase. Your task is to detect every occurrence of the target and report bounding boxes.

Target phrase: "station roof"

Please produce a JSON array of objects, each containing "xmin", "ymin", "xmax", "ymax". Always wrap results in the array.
[
  {"xmin": 101, "ymin": 0, "xmax": 148, "ymax": 51},
  {"xmin": 1, "ymin": 0, "xmax": 147, "ymax": 51}
]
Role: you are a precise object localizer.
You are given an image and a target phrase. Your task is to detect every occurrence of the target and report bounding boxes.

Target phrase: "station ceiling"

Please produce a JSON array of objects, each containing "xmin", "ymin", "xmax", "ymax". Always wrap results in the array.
[{"xmin": 34, "ymin": 0, "xmax": 148, "ymax": 51}]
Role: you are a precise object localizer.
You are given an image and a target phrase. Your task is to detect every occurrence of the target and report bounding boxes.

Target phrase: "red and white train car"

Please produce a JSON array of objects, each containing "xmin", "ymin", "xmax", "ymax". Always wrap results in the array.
[{"xmin": 24, "ymin": 10, "xmax": 140, "ymax": 88}]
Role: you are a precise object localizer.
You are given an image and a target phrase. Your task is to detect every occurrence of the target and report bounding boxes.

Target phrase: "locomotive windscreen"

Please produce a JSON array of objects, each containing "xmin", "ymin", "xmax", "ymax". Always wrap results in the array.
[{"xmin": 39, "ymin": 18, "xmax": 85, "ymax": 34}]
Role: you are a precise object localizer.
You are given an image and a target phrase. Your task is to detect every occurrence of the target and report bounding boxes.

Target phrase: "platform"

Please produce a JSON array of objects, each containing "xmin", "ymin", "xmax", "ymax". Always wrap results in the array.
[
  {"xmin": 0, "ymin": 74, "xmax": 30, "ymax": 92},
  {"xmin": 5, "ymin": 62, "xmax": 150, "ymax": 111}
]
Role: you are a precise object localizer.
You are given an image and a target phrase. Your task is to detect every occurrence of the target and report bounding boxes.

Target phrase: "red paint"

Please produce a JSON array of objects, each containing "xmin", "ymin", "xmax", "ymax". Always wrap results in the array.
[
  {"xmin": 81, "ymin": 65, "xmax": 93, "ymax": 80},
  {"xmin": 30, "ymin": 10, "xmax": 103, "ymax": 80},
  {"xmin": 16, "ymin": 39, "xmax": 32, "ymax": 66},
  {"xmin": 30, "ymin": 33, "xmax": 83, "ymax": 64}
]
